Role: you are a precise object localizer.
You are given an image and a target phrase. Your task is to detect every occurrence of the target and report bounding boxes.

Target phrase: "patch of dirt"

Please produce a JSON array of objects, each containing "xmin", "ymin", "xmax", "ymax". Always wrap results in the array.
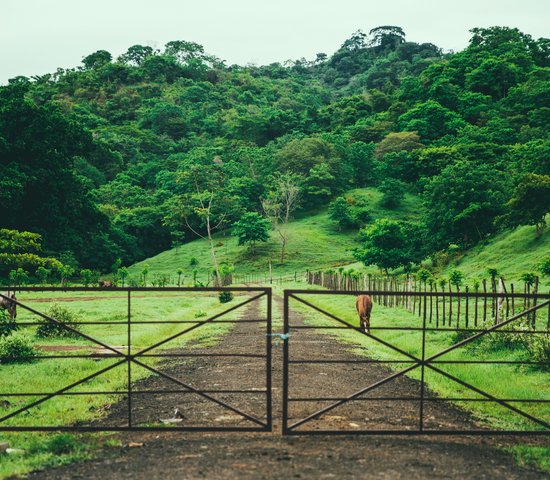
[
  {"xmin": 20, "ymin": 293, "xmax": 214, "ymax": 303},
  {"xmin": 22, "ymin": 295, "xmax": 550, "ymax": 480}
]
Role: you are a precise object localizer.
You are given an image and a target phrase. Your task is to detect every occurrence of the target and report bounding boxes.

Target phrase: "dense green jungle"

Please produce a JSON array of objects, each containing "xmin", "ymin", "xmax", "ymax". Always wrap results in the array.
[{"xmin": 0, "ymin": 25, "xmax": 549, "ymax": 282}]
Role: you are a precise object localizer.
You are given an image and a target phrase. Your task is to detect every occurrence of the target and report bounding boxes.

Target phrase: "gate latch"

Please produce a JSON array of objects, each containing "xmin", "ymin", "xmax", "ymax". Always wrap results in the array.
[{"xmin": 267, "ymin": 332, "xmax": 290, "ymax": 346}]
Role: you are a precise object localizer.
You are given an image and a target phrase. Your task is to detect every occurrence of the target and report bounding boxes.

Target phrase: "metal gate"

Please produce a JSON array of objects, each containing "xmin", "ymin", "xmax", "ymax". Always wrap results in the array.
[
  {"xmin": 282, "ymin": 289, "xmax": 550, "ymax": 436},
  {"xmin": 0, "ymin": 287, "xmax": 272, "ymax": 432}
]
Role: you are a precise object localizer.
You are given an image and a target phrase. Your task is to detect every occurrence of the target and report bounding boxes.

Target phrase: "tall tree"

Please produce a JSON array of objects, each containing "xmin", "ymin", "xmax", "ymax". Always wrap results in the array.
[
  {"xmin": 178, "ymin": 161, "xmax": 234, "ymax": 286},
  {"xmin": 262, "ymin": 174, "xmax": 300, "ymax": 264},
  {"xmin": 354, "ymin": 219, "xmax": 421, "ymax": 274},
  {"xmin": 423, "ymin": 161, "xmax": 509, "ymax": 248},
  {"xmin": 505, "ymin": 174, "xmax": 550, "ymax": 236}
]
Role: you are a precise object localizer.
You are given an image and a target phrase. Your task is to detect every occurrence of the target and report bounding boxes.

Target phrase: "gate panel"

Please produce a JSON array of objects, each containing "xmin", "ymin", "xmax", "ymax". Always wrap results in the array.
[
  {"xmin": 282, "ymin": 289, "xmax": 550, "ymax": 436},
  {"xmin": 0, "ymin": 287, "xmax": 272, "ymax": 432}
]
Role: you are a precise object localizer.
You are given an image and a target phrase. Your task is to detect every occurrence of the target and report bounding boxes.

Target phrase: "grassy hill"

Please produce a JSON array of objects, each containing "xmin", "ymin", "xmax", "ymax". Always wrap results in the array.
[
  {"xmin": 127, "ymin": 188, "xmax": 421, "ymax": 283},
  {"xmin": 443, "ymin": 219, "xmax": 550, "ymax": 282},
  {"xmin": 128, "ymin": 189, "xmax": 548, "ymax": 285}
]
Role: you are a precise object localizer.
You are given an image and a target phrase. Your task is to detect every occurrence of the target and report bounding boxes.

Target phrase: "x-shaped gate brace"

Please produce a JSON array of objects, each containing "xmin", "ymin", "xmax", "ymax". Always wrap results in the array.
[
  {"xmin": 0, "ymin": 287, "xmax": 272, "ymax": 432},
  {"xmin": 282, "ymin": 290, "xmax": 550, "ymax": 435}
]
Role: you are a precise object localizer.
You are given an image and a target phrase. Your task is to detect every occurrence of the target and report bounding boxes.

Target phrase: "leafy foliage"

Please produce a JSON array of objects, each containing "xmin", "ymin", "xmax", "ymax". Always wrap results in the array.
[
  {"xmin": 505, "ymin": 174, "xmax": 550, "ymax": 236},
  {"xmin": 36, "ymin": 304, "xmax": 82, "ymax": 339},
  {"xmin": 218, "ymin": 291, "xmax": 234, "ymax": 304},
  {"xmin": 0, "ymin": 308, "xmax": 18, "ymax": 337},
  {"xmin": 0, "ymin": 25, "xmax": 548, "ymax": 276},
  {"xmin": 0, "ymin": 333, "xmax": 36, "ymax": 363},
  {"xmin": 378, "ymin": 179, "xmax": 406, "ymax": 209},
  {"xmin": 231, "ymin": 212, "xmax": 271, "ymax": 252},
  {"xmin": 354, "ymin": 219, "xmax": 424, "ymax": 273}
]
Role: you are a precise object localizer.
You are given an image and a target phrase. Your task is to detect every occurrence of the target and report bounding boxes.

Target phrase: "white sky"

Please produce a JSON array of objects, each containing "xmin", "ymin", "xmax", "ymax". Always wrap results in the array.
[{"xmin": 1, "ymin": 0, "xmax": 549, "ymax": 84}]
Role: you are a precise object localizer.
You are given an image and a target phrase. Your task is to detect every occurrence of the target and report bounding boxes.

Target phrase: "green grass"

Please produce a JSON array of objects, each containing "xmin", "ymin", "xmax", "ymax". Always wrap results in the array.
[
  {"xmin": 128, "ymin": 187, "xmax": 422, "ymax": 283},
  {"xmin": 508, "ymin": 445, "xmax": 550, "ymax": 472},
  {"xmin": 444, "ymin": 219, "xmax": 550, "ymax": 282},
  {"xmin": 0, "ymin": 290, "xmax": 252, "ymax": 479},
  {"xmin": 345, "ymin": 187, "xmax": 423, "ymax": 222}
]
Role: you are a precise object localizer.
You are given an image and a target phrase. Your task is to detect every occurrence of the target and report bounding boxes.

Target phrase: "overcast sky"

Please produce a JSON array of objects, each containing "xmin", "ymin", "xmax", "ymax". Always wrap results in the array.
[{"xmin": 1, "ymin": 0, "xmax": 548, "ymax": 84}]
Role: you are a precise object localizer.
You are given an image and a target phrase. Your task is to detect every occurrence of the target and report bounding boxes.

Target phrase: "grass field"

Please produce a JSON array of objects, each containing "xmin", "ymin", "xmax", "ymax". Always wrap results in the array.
[
  {"xmin": 0, "ymin": 290, "xmax": 256, "ymax": 478},
  {"xmin": 127, "ymin": 189, "xmax": 548, "ymax": 287}
]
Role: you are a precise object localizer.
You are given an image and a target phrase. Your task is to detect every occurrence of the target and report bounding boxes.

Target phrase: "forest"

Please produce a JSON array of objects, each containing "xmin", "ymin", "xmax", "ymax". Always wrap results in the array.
[{"xmin": 0, "ymin": 25, "xmax": 549, "ymax": 278}]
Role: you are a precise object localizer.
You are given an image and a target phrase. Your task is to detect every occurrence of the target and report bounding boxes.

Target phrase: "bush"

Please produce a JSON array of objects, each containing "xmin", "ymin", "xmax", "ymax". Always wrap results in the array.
[
  {"xmin": 526, "ymin": 334, "xmax": 550, "ymax": 369},
  {"xmin": 328, "ymin": 197, "xmax": 355, "ymax": 229},
  {"xmin": 194, "ymin": 310, "xmax": 207, "ymax": 318},
  {"xmin": 0, "ymin": 333, "xmax": 36, "ymax": 363},
  {"xmin": 219, "ymin": 291, "xmax": 233, "ymax": 304},
  {"xmin": 450, "ymin": 327, "xmax": 477, "ymax": 344},
  {"xmin": 378, "ymin": 179, "xmax": 406, "ymax": 209},
  {"xmin": 466, "ymin": 317, "xmax": 531, "ymax": 352},
  {"xmin": 36, "ymin": 304, "xmax": 82, "ymax": 338},
  {"xmin": 0, "ymin": 309, "xmax": 18, "ymax": 338},
  {"xmin": 353, "ymin": 207, "xmax": 372, "ymax": 227},
  {"xmin": 46, "ymin": 434, "xmax": 79, "ymax": 455}
]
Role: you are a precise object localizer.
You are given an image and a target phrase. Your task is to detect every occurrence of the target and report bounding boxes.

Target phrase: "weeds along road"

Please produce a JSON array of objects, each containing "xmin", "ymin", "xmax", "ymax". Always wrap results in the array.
[{"xmin": 25, "ymin": 295, "xmax": 548, "ymax": 480}]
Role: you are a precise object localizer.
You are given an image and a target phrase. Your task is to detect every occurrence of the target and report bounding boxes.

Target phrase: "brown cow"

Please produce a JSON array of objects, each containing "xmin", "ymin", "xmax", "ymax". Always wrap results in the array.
[
  {"xmin": 1, "ymin": 292, "xmax": 17, "ymax": 319},
  {"xmin": 98, "ymin": 280, "xmax": 114, "ymax": 288},
  {"xmin": 356, "ymin": 295, "xmax": 372, "ymax": 334}
]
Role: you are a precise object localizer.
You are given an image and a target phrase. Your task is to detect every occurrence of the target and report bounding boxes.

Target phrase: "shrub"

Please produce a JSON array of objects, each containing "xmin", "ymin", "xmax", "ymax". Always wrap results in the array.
[
  {"xmin": 46, "ymin": 434, "xmax": 79, "ymax": 455},
  {"xmin": 219, "ymin": 291, "xmax": 233, "ymax": 304},
  {"xmin": 432, "ymin": 250, "xmax": 450, "ymax": 268},
  {"xmin": 465, "ymin": 317, "xmax": 531, "ymax": 352},
  {"xmin": 328, "ymin": 197, "xmax": 355, "ymax": 229},
  {"xmin": 450, "ymin": 327, "xmax": 477, "ymax": 344},
  {"xmin": 194, "ymin": 310, "xmax": 207, "ymax": 318},
  {"xmin": 36, "ymin": 304, "xmax": 82, "ymax": 338},
  {"xmin": 417, "ymin": 268, "xmax": 432, "ymax": 283},
  {"xmin": 526, "ymin": 334, "xmax": 550, "ymax": 370},
  {"xmin": 353, "ymin": 207, "xmax": 372, "ymax": 227},
  {"xmin": 0, "ymin": 333, "xmax": 36, "ymax": 363},
  {"xmin": 449, "ymin": 269, "xmax": 464, "ymax": 287},
  {"xmin": 0, "ymin": 308, "xmax": 18, "ymax": 338},
  {"xmin": 378, "ymin": 179, "xmax": 406, "ymax": 209}
]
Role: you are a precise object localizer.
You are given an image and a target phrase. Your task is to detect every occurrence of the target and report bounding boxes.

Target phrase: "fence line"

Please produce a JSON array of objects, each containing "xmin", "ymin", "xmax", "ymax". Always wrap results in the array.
[{"xmin": 307, "ymin": 271, "xmax": 550, "ymax": 330}]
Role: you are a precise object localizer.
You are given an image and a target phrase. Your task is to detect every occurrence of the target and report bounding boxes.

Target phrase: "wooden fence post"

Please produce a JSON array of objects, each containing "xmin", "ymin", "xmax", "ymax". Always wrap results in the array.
[
  {"xmin": 465, "ymin": 286, "xmax": 469, "ymax": 328},
  {"xmin": 456, "ymin": 285, "xmax": 461, "ymax": 329},
  {"xmin": 532, "ymin": 277, "xmax": 539, "ymax": 329},
  {"xmin": 448, "ymin": 284, "xmax": 453, "ymax": 326},
  {"xmin": 482, "ymin": 279, "xmax": 487, "ymax": 324},
  {"xmin": 429, "ymin": 283, "xmax": 433, "ymax": 324},
  {"xmin": 474, "ymin": 286, "xmax": 478, "ymax": 327},
  {"xmin": 442, "ymin": 284, "xmax": 446, "ymax": 326},
  {"xmin": 435, "ymin": 283, "xmax": 439, "ymax": 327},
  {"xmin": 413, "ymin": 278, "xmax": 417, "ymax": 314}
]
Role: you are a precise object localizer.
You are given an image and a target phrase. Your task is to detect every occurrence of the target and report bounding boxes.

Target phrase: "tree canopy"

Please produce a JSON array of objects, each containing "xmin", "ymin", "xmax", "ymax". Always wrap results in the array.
[{"xmin": 0, "ymin": 25, "xmax": 548, "ymax": 275}]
